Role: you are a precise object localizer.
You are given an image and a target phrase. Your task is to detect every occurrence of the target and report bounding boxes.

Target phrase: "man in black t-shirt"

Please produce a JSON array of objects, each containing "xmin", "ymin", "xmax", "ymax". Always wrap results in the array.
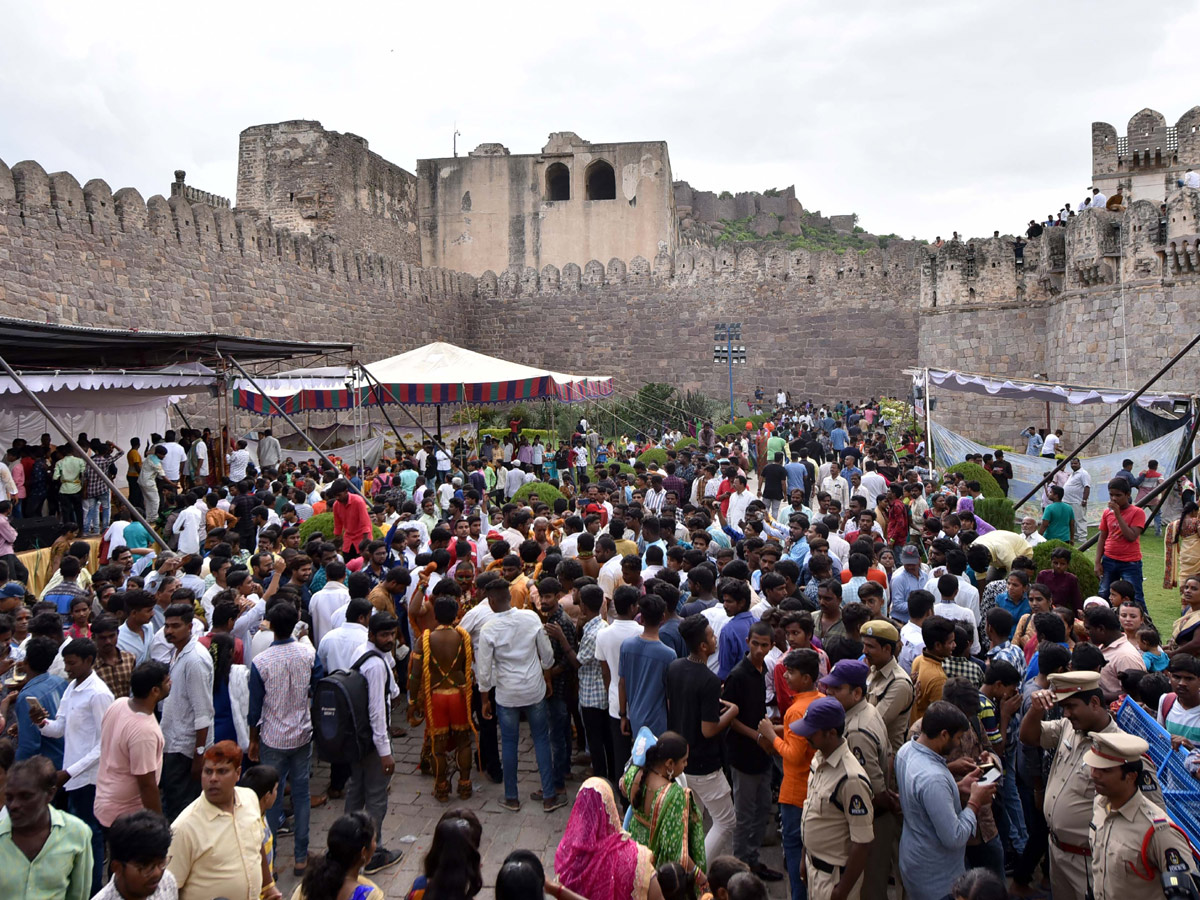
[
  {"xmin": 666, "ymin": 615, "xmax": 740, "ymax": 860},
  {"xmin": 758, "ymin": 452, "xmax": 789, "ymax": 521},
  {"xmin": 721, "ymin": 621, "xmax": 785, "ymax": 881},
  {"xmin": 990, "ymin": 449, "xmax": 1013, "ymax": 497}
]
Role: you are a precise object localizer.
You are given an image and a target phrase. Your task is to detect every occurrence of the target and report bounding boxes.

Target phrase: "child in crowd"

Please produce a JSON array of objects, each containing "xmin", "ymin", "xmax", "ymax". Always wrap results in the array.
[
  {"xmin": 240, "ymin": 765, "xmax": 280, "ymax": 883},
  {"xmin": 1138, "ymin": 626, "xmax": 1169, "ymax": 672},
  {"xmin": 65, "ymin": 596, "xmax": 91, "ymax": 640}
]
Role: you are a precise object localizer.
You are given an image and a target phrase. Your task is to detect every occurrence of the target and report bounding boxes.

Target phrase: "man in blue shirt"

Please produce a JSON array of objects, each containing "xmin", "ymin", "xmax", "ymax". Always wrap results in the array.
[
  {"xmin": 717, "ymin": 580, "xmax": 755, "ymax": 679},
  {"xmin": 888, "ymin": 545, "xmax": 927, "ymax": 623},
  {"xmin": 840, "ymin": 455, "xmax": 863, "ymax": 484},
  {"xmin": 617, "ymin": 594, "xmax": 676, "ymax": 737},
  {"xmin": 14, "ymin": 637, "xmax": 67, "ymax": 765},
  {"xmin": 786, "ymin": 516, "xmax": 811, "ymax": 569},
  {"xmin": 784, "ymin": 457, "xmax": 808, "ymax": 496},
  {"xmin": 830, "ymin": 422, "xmax": 849, "ymax": 455}
]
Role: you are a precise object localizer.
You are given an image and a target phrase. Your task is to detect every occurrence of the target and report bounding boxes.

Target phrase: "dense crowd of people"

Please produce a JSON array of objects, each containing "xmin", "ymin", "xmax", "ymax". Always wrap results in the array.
[{"xmin": 0, "ymin": 396, "xmax": 1198, "ymax": 900}]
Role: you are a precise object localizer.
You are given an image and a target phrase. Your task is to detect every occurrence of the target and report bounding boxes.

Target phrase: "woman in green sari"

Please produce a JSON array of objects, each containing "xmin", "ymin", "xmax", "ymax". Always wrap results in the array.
[{"xmin": 620, "ymin": 731, "xmax": 707, "ymax": 889}]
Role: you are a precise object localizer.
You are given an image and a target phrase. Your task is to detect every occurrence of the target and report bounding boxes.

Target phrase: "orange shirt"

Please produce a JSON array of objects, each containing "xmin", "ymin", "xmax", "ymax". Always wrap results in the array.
[
  {"xmin": 839, "ymin": 568, "xmax": 888, "ymax": 587},
  {"xmin": 773, "ymin": 689, "xmax": 821, "ymax": 807}
]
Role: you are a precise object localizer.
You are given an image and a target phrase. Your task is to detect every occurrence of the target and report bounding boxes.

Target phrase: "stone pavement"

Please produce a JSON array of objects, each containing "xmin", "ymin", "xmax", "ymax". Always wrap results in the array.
[{"xmin": 272, "ymin": 723, "xmax": 789, "ymax": 900}]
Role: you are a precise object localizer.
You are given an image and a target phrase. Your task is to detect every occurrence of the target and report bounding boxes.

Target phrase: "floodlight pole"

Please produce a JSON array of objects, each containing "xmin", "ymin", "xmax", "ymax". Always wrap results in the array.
[
  {"xmin": 1013, "ymin": 330, "xmax": 1200, "ymax": 509},
  {"xmin": 0, "ymin": 352, "xmax": 170, "ymax": 549},
  {"xmin": 224, "ymin": 355, "xmax": 367, "ymax": 501}
]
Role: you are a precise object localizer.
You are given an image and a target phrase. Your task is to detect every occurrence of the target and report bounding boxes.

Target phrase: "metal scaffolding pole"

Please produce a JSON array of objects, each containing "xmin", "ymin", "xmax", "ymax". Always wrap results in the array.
[
  {"xmin": 1078, "ymin": 446, "xmax": 1200, "ymax": 552},
  {"xmin": 0, "ymin": 352, "xmax": 170, "ymax": 549}
]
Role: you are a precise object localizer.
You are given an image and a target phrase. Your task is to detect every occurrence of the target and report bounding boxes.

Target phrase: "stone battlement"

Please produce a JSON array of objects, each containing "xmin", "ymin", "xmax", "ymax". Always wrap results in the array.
[{"xmin": 0, "ymin": 156, "xmax": 475, "ymax": 305}]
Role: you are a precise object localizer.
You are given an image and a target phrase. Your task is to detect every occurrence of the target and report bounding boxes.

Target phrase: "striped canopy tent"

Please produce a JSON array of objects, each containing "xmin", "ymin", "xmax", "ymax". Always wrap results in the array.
[{"xmin": 232, "ymin": 341, "xmax": 613, "ymax": 415}]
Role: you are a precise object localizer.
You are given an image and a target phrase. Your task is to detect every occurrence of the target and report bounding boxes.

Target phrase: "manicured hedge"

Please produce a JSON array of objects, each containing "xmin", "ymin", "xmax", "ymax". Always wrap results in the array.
[
  {"xmin": 512, "ymin": 481, "xmax": 566, "ymax": 506},
  {"xmin": 973, "ymin": 497, "xmax": 1016, "ymax": 532},
  {"xmin": 1031, "ymin": 539, "xmax": 1100, "ymax": 599},
  {"xmin": 944, "ymin": 462, "xmax": 1004, "ymax": 498},
  {"xmin": 638, "ymin": 448, "xmax": 669, "ymax": 467},
  {"xmin": 674, "ymin": 436, "xmax": 699, "ymax": 449}
]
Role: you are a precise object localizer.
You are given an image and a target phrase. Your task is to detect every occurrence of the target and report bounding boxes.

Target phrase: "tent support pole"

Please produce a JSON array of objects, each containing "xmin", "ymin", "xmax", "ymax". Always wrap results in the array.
[
  {"xmin": 355, "ymin": 364, "xmax": 442, "ymax": 457},
  {"xmin": 172, "ymin": 403, "xmax": 194, "ymax": 432},
  {"xmin": 1137, "ymin": 402, "xmax": 1200, "ymax": 533},
  {"xmin": 923, "ymin": 367, "xmax": 934, "ymax": 468},
  {"xmin": 224, "ymin": 355, "xmax": 367, "ymax": 500},
  {"xmin": 1077, "ymin": 446, "xmax": 1200, "ymax": 553},
  {"xmin": 1013, "ymin": 330, "xmax": 1200, "ymax": 509},
  {"xmin": 0, "ymin": 351, "xmax": 171, "ymax": 550}
]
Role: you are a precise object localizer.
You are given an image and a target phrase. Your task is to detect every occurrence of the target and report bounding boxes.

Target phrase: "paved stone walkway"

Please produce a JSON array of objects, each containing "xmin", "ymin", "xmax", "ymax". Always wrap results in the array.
[{"xmin": 272, "ymin": 723, "xmax": 789, "ymax": 900}]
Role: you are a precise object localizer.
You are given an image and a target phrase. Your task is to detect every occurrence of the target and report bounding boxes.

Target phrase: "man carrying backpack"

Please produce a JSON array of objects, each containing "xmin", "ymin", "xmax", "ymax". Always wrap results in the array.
[{"xmin": 348, "ymin": 611, "xmax": 404, "ymax": 874}]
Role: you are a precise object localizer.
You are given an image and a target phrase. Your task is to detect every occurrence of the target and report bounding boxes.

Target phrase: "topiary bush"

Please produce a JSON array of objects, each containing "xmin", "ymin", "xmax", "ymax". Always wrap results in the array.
[
  {"xmin": 674, "ymin": 436, "xmax": 699, "ymax": 449},
  {"xmin": 973, "ymin": 497, "xmax": 1016, "ymax": 533},
  {"xmin": 1031, "ymin": 539, "xmax": 1100, "ymax": 600},
  {"xmin": 591, "ymin": 461, "xmax": 636, "ymax": 479},
  {"xmin": 298, "ymin": 511, "xmax": 384, "ymax": 546},
  {"xmin": 512, "ymin": 481, "xmax": 566, "ymax": 507},
  {"xmin": 716, "ymin": 423, "xmax": 744, "ymax": 438},
  {"xmin": 944, "ymin": 462, "xmax": 1004, "ymax": 498},
  {"xmin": 638, "ymin": 448, "xmax": 669, "ymax": 468}
]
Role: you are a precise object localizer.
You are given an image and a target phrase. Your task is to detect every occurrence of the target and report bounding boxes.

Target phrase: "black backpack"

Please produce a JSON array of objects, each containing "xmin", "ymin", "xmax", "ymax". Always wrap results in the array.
[{"xmin": 312, "ymin": 651, "xmax": 382, "ymax": 763}]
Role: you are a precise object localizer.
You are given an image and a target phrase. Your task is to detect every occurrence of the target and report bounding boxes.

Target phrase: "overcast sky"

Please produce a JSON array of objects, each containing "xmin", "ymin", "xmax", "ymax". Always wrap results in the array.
[{"xmin": 2, "ymin": 1, "xmax": 1197, "ymax": 240}]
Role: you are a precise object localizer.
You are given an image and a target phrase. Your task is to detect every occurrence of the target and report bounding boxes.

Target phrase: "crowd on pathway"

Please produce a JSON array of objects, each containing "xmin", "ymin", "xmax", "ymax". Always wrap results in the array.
[{"xmin": 0, "ymin": 396, "xmax": 1198, "ymax": 900}]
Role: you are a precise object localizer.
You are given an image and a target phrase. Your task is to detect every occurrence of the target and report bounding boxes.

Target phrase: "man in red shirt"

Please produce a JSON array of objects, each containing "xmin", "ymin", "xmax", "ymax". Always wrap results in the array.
[
  {"xmin": 1095, "ymin": 477, "xmax": 1147, "ymax": 610},
  {"xmin": 331, "ymin": 478, "xmax": 373, "ymax": 559}
]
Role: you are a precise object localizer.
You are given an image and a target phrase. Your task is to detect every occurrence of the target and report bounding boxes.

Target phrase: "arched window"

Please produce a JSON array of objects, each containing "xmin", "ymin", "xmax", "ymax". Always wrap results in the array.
[
  {"xmin": 585, "ymin": 160, "xmax": 616, "ymax": 200},
  {"xmin": 545, "ymin": 163, "xmax": 570, "ymax": 201}
]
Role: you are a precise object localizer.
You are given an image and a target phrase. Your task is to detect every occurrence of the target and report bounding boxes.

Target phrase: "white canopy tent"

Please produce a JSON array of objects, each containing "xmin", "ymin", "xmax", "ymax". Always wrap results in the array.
[
  {"xmin": 918, "ymin": 367, "xmax": 1191, "ymax": 407},
  {"xmin": 0, "ymin": 364, "xmax": 217, "ymax": 479}
]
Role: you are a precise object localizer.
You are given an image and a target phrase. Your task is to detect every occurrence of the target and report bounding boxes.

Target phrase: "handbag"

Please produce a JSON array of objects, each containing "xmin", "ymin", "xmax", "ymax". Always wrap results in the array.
[{"xmin": 622, "ymin": 726, "xmax": 658, "ymax": 831}]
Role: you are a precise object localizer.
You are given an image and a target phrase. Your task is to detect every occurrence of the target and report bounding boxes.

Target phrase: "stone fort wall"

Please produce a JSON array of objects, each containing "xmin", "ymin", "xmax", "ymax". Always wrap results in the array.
[
  {"xmin": 2, "ymin": 125, "xmax": 1199, "ymax": 450},
  {"xmin": 466, "ymin": 241, "xmax": 925, "ymax": 407},
  {"xmin": 0, "ymin": 156, "xmax": 472, "ymax": 368}
]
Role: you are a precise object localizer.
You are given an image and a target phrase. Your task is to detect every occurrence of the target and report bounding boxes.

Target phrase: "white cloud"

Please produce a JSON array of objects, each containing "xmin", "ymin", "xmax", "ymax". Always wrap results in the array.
[{"xmin": 0, "ymin": 0, "xmax": 1195, "ymax": 239}]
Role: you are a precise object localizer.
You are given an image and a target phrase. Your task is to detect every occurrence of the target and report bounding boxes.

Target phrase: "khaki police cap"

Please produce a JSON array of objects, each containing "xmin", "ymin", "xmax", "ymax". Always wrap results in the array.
[
  {"xmin": 1046, "ymin": 670, "xmax": 1102, "ymax": 701},
  {"xmin": 861, "ymin": 620, "xmax": 900, "ymax": 642},
  {"xmin": 1082, "ymin": 731, "xmax": 1150, "ymax": 769}
]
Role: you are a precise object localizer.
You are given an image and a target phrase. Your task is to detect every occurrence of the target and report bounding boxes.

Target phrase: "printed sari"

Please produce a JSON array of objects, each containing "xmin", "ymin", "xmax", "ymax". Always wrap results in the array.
[
  {"xmin": 620, "ymin": 764, "xmax": 707, "ymax": 874},
  {"xmin": 1164, "ymin": 513, "xmax": 1200, "ymax": 588},
  {"xmin": 555, "ymin": 777, "xmax": 655, "ymax": 900}
]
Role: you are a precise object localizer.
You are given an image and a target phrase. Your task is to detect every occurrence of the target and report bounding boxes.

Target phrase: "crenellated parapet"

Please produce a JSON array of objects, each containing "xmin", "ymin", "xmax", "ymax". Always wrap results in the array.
[
  {"xmin": 0, "ymin": 154, "xmax": 477, "ymax": 304},
  {"xmin": 476, "ymin": 239, "xmax": 926, "ymax": 298}
]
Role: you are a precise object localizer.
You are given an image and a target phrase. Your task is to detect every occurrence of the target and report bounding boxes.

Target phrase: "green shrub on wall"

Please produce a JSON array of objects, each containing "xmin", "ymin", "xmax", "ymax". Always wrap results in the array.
[
  {"xmin": 1031, "ymin": 539, "xmax": 1100, "ymax": 599},
  {"xmin": 944, "ymin": 462, "xmax": 1004, "ymax": 498}
]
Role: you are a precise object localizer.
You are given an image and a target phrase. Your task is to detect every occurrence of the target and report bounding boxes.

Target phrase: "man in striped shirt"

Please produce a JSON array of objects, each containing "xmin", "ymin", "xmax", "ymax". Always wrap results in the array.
[{"xmin": 249, "ymin": 600, "xmax": 324, "ymax": 876}]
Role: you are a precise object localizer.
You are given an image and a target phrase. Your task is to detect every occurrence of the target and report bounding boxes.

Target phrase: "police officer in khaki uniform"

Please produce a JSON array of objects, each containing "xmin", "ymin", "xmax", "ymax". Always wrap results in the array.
[
  {"xmin": 862, "ymin": 619, "xmax": 914, "ymax": 755},
  {"xmin": 796, "ymin": 695, "xmax": 875, "ymax": 900},
  {"xmin": 821, "ymin": 659, "xmax": 895, "ymax": 900},
  {"xmin": 1086, "ymin": 731, "xmax": 1198, "ymax": 900},
  {"xmin": 1019, "ymin": 671, "xmax": 1164, "ymax": 900}
]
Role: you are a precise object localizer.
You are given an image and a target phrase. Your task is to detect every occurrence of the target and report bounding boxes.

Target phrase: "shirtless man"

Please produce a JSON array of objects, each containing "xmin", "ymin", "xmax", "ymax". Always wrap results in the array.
[{"xmin": 408, "ymin": 594, "xmax": 475, "ymax": 802}]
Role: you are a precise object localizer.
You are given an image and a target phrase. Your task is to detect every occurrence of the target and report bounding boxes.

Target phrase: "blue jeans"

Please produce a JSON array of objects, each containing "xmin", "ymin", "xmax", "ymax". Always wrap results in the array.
[
  {"xmin": 497, "ymin": 699, "xmax": 556, "ymax": 803},
  {"xmin": 260, "ymin": 741, "xmax": 312, "ymax": 862},
  {"xmin": 546, "ymin": 696, "xmax": 571, "ymax": 791},
  {"xmin": 83, "ymin": 496, "xmax": 102, "ymax": 534},
  {"xmin": 780, "ymin": 802, "xmax": 806, "ymax": 900},
  {"xmin": 1000, "ymin": 750, "xmax": 1027, "ymax": 853},
  {"xmin": 1100, "ymin": 557, "xmax": 1145, "ymax": 609}
]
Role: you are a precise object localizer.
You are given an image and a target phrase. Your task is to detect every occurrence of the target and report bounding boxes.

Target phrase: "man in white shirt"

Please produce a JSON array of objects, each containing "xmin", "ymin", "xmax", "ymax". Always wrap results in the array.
[
  {"xmin": 1041, "ymin": 429, "xmax": 1062, "ymax": 458},
  {"xmin": 724, "ymin": 475, "xmax": 753, "ymax": 532},
  {"xmin": 317, "ymin": 597, "xmax": 372, "ymax": 673},
  {"xmin": 1183, "ymin": 168, "xmax": 1200, "ymax": 190},
  {"xmin": 257, "ymin": 429, "xmax": 283, "ymax": 471},
  {"xmin": 159, "ymin": 431, "xmax": 187, "ymax": 484},
  {"xmin": 1061, "ymin": 457, "xmax": 1092, "ymax": 543},
  {"xmin": 858, "ymin": 462, "xmax": 889, "ymax": 508},
  {"xmin": 820, "ymin": 470, "xmax": 850, "ymax": 510},
  {"xmin": 308, "ymin": 562, "xmax": 350, "ymax": 646},
  {"xmin": 172, "ymin": 491, "xmax": 207, "ymax": 556},
  {"xmin": 226, "ymin": 440, "xmax": 252, "ymax": 484},
  {"xmin": 1021, "ymin": 516, "xmax": 1047, "ymax": 547},
  {"xmin": 33, "ymin": 636, "xmax": 116, "ymax": 894},
  {"xmin": 931, "ymin": 573, "xmax": 980, "ymax": 654},
  {"xmin": 474, "ymin": 578, "xmax": 561, "ymax": 811},
  {"xmin": 595, "ymin": 537, "xmax": 624, "ymax": 601},
  {"xmin": 505, "ymin": 464, "xmax": 526, "ymax": 500},
  {"xmin": 592, "ymin": 585, "xmax": 643, "ymax": 767}
]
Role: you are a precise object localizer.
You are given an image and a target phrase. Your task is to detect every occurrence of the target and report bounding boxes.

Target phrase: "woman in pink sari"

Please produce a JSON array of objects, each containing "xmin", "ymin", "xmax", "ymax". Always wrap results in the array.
[{"xmin": 555, "ymin": 777, "xmax": 655, "ymax": 900}]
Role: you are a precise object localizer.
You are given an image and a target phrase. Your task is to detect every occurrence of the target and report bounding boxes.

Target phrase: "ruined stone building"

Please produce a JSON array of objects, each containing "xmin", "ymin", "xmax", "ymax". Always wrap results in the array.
[{"xmin": 0, "ymin": 107, "xmax": 1198, "ymax": 442}]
